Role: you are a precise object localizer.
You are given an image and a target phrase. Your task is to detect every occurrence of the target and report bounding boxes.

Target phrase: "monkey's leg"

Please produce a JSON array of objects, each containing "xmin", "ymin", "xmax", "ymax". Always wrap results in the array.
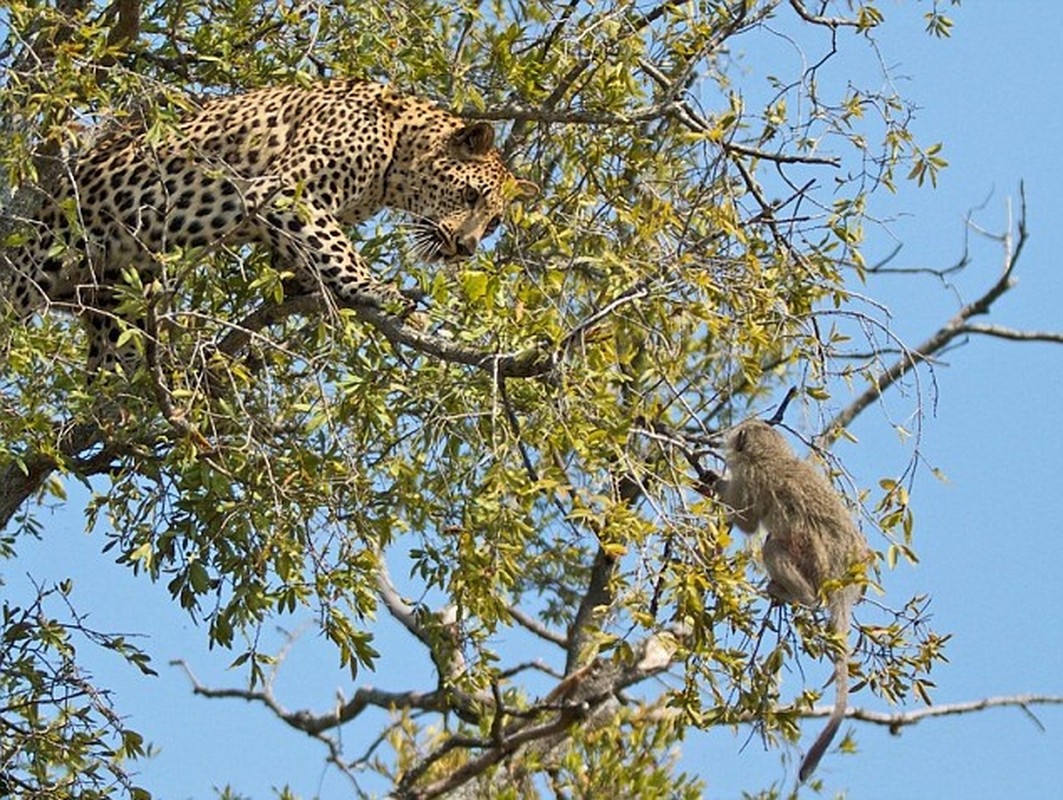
[{"xmin": 762, "ymin": 535, "xmax": 818, "ymax": 607}]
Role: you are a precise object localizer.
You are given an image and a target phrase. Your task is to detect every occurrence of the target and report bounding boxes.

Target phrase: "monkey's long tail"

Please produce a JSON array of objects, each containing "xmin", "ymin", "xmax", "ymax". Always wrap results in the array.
[{"xmin": 798, "ymin": 597, "xmax": 852, "ymax": 782}]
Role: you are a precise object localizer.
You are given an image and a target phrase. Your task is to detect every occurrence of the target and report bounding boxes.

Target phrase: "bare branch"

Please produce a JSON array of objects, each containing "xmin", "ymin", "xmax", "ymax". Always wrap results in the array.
[
  {"xmin": 636, "ymin": 692, "xmax": 1063, "ymax": 736},
  {"xmin": 171, "ymin": 658, "xmax": 459, "ymax": 736},
  {"xmin": 723, "ymin": 140, "xmax": 841, "ymax": 167},
  {"xmin": 826, "ymin": 190, "xmax": 1055, "ymax": 441},
  {"xmin": 808, "ymin": 693, "xmax": 1063, "ymax": 731},
  {"xmin": 864, "ymin": 242, "xmax": 971, "ymax": 279},
  {"xmin": 788, "ymin": 0, "xmax": 860, "ymax": 29},
  {"xmin": 508, "ymin": 605, "xmax": 568, "ymax": 648},
  {"xmin": 957, "ymin": 323, "xmax": 1063, "ymax": 344}
]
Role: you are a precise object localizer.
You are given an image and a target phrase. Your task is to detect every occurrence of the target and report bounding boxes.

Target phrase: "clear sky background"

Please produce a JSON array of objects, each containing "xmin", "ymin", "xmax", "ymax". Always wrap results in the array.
[{"xmin": 6, "ymin": 3, "xmax": 1063, "ymax": 799}]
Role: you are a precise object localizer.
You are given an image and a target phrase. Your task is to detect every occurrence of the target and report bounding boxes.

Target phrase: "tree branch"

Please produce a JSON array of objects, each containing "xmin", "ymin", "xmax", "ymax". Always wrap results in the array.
[
  {"xmin": 805, "ymin": 693, "xmax": 1063, "ymax": 733},
  {"xmin": 213, "ymin": 292, "xmax": 556, "ymax": 377},
  {"xmin": 174, "ymin": 625, "xmax": 678, "ymax": 800},
  {"xmin": 104, "ymin": 0, "xmax": 141, "ymax": 51},
  {"xmin": 788, "ymin": 0, "xmax": 860, "ymax": 29},
  {"xmin": 565, "ymin": 546, "xmax": 618, "ymax": 675},
  {"xmin": 400, "ymin": 631, "xmax": 678, "ymax": 800},
  {"xmin": 376, "ymin": 562, "xmax": 479, "ymax": 705},
  {"xmin": 0, "ymin": 421, "xmax": 105, "ymax": 531},
  {"xmin": 826, "ymin": 189, "xmax": 1050, "ymax": 441},
  {"xmin": 957, "ymin": 323, "xmax": 1063, "ymax": 344},
  {"xmin": 171, "ymin": 658, "xmax": 459, "ymax": 736},
  {"xmin": 508, "ymin": 605, "xmax": 568, "ymax": 648}
]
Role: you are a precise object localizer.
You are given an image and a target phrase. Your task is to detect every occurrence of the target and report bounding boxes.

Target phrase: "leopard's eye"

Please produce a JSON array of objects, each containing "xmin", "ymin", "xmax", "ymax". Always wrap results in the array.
[{"xmin": 463, "ymin": 185, "xmax": 480, "ymax": 206}]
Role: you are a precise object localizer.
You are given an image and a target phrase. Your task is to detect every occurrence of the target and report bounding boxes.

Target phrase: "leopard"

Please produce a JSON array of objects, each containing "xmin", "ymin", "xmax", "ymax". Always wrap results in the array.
[{"xmin": 0, "ymin": 80, "xmax": 538, "ymax": 371}]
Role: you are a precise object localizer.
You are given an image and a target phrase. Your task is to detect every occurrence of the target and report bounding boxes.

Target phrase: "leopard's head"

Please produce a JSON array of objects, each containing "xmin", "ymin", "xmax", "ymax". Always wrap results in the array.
[{"xmin": 391, "ymin": 121, "xmax": 537, "ymax": 262}]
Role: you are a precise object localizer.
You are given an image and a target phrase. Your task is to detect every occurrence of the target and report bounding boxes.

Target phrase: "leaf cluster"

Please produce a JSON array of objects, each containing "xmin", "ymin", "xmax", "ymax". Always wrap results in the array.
[{"xmin": 0, "ymin": 581, "xmax": 153, "ymax": 799}]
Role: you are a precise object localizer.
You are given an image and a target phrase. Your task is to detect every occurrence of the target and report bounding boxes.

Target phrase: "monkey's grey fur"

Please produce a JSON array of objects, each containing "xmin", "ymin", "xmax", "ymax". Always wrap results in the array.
[{"xmin": 714, "ymin": 418, "xmax": 869, "ymax": 781}]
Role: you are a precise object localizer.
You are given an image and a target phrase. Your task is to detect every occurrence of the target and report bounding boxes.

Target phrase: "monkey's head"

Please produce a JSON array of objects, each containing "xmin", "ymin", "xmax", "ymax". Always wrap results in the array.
[{"xmin": 724, "ymin": 419, "xmax": 796, "ymax": 467}]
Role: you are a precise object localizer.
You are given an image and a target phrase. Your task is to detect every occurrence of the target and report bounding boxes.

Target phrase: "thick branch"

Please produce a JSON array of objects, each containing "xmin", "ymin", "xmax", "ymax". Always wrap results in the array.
[
  {"xmin": 376, "ymin": 562, "xmax": 480, "ymax": 708},
  {"xmin": 214, "ymin": 293, "xmax": 555, "ymax": 377},
  {"xmin": 466, "ymin": 102, "xmax": 679, "ymax": 127},
  {"xmin": 104, "ymin": 0, "xmax": 140, "ymax": 50},
  {"xmin": 0, "ymin": 421, "xmax": 105, "ymax": 531},
  {"xmin": 565, "ymin": 546, "xmax": 618, "ymax": 675},
  {"xmin": 376, "ymin": 562, "xmax": 435, "ymax": 645},
  {"xmin": 405, "ymin": 709, "xmax": 590, "ymax": 800}
]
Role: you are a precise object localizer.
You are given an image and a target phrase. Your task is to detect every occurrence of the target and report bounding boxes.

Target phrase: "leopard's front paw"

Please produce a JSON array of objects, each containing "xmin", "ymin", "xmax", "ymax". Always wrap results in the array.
[{"xmin": 400, "ymin": 309, "xmax": 431, "ymax": 332}]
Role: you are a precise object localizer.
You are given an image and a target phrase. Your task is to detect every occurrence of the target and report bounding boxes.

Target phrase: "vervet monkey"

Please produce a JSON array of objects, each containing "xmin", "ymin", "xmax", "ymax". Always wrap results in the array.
[{"xmin": 711, "ymin": 419, "xmax": 870, "ymax": 781}]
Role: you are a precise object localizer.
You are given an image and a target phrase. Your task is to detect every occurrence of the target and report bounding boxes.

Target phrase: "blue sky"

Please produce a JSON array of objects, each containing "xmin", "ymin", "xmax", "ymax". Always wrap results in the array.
[{"xmin": 7, "ymin": 3, "xmax": 1063, "ymax": 799}]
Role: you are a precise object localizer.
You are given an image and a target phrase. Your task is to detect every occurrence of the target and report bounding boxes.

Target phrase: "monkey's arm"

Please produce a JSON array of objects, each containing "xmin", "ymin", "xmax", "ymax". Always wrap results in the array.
[
  {"xmin": 691, "ymin": 467, "xmax": 720, "ymax": 500},
  {"xmin": 689, "ymin": 469, "xmax": 760, "ymax": 532},
  {"xmin": 714, "ymin": 474, "xmax": 762, "ymax": 534}
]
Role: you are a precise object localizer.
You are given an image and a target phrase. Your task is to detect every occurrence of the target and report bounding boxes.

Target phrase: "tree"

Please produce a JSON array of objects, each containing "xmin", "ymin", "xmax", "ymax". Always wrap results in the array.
[{"xmin": 2, "ymin": 1, "xmax": 1061, "ymax": 797}]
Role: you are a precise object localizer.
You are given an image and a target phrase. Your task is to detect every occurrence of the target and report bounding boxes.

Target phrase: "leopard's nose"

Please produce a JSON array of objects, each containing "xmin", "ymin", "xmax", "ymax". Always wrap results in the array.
[{"xmin": 455, "ymin": 234, "xmax": 479, "ymax": 258}]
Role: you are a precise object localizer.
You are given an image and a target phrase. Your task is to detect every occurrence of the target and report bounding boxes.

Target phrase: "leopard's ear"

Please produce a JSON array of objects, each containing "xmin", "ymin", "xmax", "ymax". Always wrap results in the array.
[{"xmin": 450, "ymin": 122, "xmax": 495, "ymax": 159}]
